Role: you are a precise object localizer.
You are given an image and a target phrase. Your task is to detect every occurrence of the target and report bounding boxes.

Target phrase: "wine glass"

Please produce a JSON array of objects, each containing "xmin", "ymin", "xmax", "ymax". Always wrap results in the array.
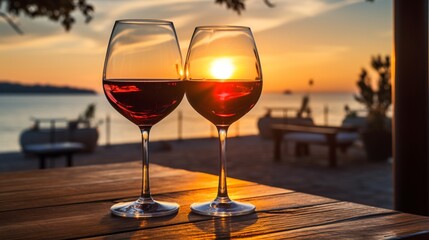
[
  {"xmin": 102, "ymin": 19, "xmax": 184, "ymax": 218},
  {"xmin": 185, "ymin": 26, "xmax": 263, "ymax": 216}
]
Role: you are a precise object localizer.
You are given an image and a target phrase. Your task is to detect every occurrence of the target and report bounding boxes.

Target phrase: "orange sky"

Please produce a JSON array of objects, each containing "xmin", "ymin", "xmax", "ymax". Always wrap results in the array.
[{"xmin": 0, "ymin": 0, "xmax": 392, "ymax": 93}]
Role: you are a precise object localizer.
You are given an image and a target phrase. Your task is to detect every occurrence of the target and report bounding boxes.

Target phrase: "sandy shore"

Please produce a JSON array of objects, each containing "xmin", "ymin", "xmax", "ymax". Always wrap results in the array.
[{"xmin": 0, "ymin": 135, "xmax": 392, "ymax": 209}]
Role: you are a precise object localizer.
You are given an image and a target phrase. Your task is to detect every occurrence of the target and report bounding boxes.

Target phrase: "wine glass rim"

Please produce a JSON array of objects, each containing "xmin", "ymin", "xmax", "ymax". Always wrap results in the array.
[
  {"xmin": 115, "ymin": 19, "xmax": 173, "ymax": 25},
  {"xmin": 195, "ymin": 25, "xmax": 251, "ymax": 31}
]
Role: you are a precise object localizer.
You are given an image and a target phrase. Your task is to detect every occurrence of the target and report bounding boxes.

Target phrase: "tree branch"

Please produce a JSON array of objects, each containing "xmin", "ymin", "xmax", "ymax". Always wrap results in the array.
[
  {"xmin": 0, "ymin": 11, "xmax": 23, "ymax": 34},
  {"xmin": 264, "ymin": 0, "xmax": 275, "ymax": 8}
]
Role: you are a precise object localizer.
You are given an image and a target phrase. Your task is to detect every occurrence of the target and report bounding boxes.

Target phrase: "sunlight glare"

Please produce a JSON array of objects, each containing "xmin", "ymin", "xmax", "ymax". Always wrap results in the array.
[{"xmin": 210, "ymin": 58, "xmax": 234, "ymax": 79}]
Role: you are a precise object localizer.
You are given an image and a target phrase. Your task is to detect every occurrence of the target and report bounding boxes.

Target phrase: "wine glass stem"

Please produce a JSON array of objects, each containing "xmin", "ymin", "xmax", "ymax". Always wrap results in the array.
[
  {"xmin": 216, "ymin": 126, "xmax": 231, "ymax": 202},
  {"xmin": 140, "ymin": 127, "xmax": 153, "ymax": 201}
]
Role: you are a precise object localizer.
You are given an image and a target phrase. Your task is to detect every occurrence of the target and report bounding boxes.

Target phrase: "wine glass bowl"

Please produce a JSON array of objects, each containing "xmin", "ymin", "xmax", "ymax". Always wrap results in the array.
[
  {"xmin": 102, "ymin": 19, "xmax": 184, "ymax": 218},
  {"xmin": 185, "ymin": 81, "xmax": 262, "ymax": 126},
  {"xmin": 185, "ymin": 26, "xmax": 262, "ymax": 216},
  {"xmin": 103, "ymin": 80, "xmax": 185, "ymax": 126}
]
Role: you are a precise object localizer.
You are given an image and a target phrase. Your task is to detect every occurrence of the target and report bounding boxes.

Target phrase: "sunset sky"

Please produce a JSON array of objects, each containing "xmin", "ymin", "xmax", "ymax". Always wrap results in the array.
[{"xmin": 0, "ymin": 0, "xmax": 391, "ymax": 93}]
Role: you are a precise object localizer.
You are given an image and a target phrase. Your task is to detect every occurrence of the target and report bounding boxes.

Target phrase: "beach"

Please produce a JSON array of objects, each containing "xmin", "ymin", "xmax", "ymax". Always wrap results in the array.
[{"xmin": 0, "ymin": 135, "xmax": 392, "ymax": 210}]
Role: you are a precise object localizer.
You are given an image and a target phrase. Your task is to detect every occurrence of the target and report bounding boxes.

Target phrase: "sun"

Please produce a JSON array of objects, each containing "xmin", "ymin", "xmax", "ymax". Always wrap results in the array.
[{"xmin": 210, "ymin": 58, "xmax": 234, "ymax": 79}]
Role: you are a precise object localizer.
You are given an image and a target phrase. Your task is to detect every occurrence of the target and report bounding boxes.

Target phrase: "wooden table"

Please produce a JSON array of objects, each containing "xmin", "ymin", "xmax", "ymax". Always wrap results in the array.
[
  {"xmin": 0, "ymin": 162, "xmax": 428, "ymax": 239},
  {"xmin": 24, "ymin": 142, "xmax": 84, "ymax": 169},
  {"xmin": 272, "ymin": 124, "xmax": 357, "ymax": 167}
]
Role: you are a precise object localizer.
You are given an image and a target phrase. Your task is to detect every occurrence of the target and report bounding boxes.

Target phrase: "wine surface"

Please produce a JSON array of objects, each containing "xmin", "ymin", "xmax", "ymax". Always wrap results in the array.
[
  {"xmin": 186, "ymin": 80, "xmax": 262, "ymax": 126},
  {"xmin": 103, "ymin": 79, "xmax": 185, "ymax": 126}
]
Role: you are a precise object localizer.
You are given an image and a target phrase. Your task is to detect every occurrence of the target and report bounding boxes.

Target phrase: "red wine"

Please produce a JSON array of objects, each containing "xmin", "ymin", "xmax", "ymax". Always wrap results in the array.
[
  {"xmin": 186, "ymin": 80, "xmax": 262, "ymax": 126},
  {"xmin": 103, "ymin": 79, "xmax": 185, "ymax": 126}
]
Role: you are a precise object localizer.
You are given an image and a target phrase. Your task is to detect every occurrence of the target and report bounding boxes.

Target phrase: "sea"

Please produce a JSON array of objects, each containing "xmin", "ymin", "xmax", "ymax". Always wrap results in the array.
[{"xmin": 0, "ymin": 92, "xmax": 365, "ymax": 153}]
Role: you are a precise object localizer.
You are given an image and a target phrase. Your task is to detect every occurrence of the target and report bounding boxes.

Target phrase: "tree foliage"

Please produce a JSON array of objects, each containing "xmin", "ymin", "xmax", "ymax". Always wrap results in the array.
[
  {"xmin": 0, "ymin": 0, "xmax": 275, "ymax": 32},
  {"xmin": 355, "ymin": 55, "xmax": 391, "ymax": 129},
  {"xmin": 0, "ymin": 0, "xmax": 93, "ymax": 32},
  {"xmin": 215, "ymin": 0, "xmax": 275, "ymax": 14},
  {"xmin": 216, "ymin": 0, "xmax": 246, "ymax": 14},
  {"xmin": 0, "ymin": 0, "xmax": 372, "ymax": 32}
]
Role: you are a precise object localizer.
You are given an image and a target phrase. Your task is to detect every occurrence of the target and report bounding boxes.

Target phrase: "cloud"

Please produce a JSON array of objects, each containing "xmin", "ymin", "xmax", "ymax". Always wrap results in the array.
[
  {"xmin": 0, "ymin": 0, "xmax": 363, "ymax": 88},
  {"xmin": 233, "ymin": 0, "xmax": 361, "ymax": 32},
  {"xmin": 0, "ymin": 0, "xmax": 362, "ymax": 51},
  {"xmin": 286, "ymin": 45, "xmax": 350, "ymax": 64}
]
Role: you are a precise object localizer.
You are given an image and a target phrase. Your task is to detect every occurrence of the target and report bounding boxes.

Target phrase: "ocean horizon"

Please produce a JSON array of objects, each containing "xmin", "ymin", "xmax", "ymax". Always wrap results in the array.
[{"xmin": 0, "ymin": 92, "xmax": 366, "ymax": 153}]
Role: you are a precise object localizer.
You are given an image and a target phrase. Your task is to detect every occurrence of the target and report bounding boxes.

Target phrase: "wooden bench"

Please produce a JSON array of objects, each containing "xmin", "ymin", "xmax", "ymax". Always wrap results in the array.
[
  {"xmin": 24, "ymin": 142, "xmax": 84, "ymax": 169},
  {"xmin": 272, "ymin": 124, "xmax": 358, "ymax": 167}
]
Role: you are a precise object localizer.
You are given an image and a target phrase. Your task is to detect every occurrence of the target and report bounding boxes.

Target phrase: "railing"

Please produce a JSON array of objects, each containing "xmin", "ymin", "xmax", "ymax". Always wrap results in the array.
[
  {"xmin": 30, "ymin": 118, "xmax": 69, "ymax": 143},
  {"xmin": 264, "ymin": 107, "xmax": 300, "ymax": 118},
  {"xmin": 103, "ymin": 110, "xmax": 250, "ymax": 146}
]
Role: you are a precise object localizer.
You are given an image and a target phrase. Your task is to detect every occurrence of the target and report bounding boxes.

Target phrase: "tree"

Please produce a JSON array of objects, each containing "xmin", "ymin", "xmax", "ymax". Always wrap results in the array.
[
  {"xmin": 216, "ymin": 0, "xmax": 372, "ymax": 14},
  {"xmin": 354, "ymin": 55, "xmax": 392, "ymax": 129},
  {"xmin": 0, "ymin": 0, "xmax": 372, "ymax": 33},
  {"xmin": 0, "ymin": 0, "xmax": 93, "ymax": 33},
  {"xmin": 215, "ymin": 0, "xmax": 274, "ymax": 15}
]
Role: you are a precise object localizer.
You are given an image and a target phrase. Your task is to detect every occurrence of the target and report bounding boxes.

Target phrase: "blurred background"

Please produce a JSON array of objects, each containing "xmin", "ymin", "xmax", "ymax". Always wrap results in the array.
[{"xmin": 0, "ymin": 0, "xmax": 391, "ymax": 152}]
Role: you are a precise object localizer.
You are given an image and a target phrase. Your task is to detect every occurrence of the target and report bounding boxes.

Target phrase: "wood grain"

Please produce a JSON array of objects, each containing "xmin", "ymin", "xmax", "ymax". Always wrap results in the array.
[
  {"xmin": 0, "ymin": 164, "xmax": 255, "ymax": 212},
  {"xmin": 247, "ymin": 213, "xmax": 429, "ymax": 239},
  {"xmin": 0, "ymin": 173, "xmax": 250, "ymax": 212},
  {"xmin": 91, "ymin": 201, "xmax": 394, "ymax": 239},
  {"xmin": 0, "ymin": 162, "xmax": 428, "ymax": 240},
  {"xmin": 0, "ymin": 189, "xmax": 320, "ymax": 240},
  {"xmin": 0, "ymin": 162, "xmax": 182, "ymax": 193}
]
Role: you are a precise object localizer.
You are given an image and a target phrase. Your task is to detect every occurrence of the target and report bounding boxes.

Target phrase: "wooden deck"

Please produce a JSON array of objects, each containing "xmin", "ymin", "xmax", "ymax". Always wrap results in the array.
[{"xmin": 0, "ymin": 162, "xmax": 428, "ymax": 239}]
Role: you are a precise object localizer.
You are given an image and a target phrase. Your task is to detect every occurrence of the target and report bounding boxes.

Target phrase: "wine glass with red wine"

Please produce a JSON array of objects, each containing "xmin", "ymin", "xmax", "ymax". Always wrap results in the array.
[
  {"xmin": 185, "ymin": 26, "xmax": 263, "ymax": 216},
  {"xmin": 102, "ymin": 19, "xmax": 184, "ymax": 218}
]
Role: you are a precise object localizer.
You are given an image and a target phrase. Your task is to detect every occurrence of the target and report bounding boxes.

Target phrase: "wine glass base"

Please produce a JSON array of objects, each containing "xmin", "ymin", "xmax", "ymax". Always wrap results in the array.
[
  {"xmin": 111, "ymin": 199, "xmax": 179, "ymax": 218},
  {"xmin": 190, "ymin": 200, "xmax": 255, "ymax": 217}
]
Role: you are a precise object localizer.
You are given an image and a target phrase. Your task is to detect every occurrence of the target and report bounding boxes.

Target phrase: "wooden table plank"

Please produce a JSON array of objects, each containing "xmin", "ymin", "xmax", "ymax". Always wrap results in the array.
[
  {"xmin": 0, "ymin": 164, "xmax": 254, "ymax": 212},
  {"xmin": 0, "ymin": 162, "xmax": 180, "ymax": 193},
  {"xmin": 247, "ymin": 213, "xmax": 429, "ymax": 239},
  {"xmin": 0, "ymin": 185, "xmax": 305, "ymax": 240},
  {"xmin": 0, "ymin": 163, "xmax": 210, "ymax": 194},
  {"xmin": 0, "ymin": 162, "xmax": 428, "ymax": 240},
  {"xmin": 0, "ymin": 173, "xmax": 247, "ymax": 210},
  {"xmin": 88, "ymin": 201, "xmax": 397, "ymax": 239}
]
